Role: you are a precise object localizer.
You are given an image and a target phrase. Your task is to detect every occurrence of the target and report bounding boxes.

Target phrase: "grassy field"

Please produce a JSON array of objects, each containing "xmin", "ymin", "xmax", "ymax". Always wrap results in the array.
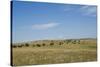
[{"xmin": 12, "ymin": 39, "xmax": 97, "ymax": 66}]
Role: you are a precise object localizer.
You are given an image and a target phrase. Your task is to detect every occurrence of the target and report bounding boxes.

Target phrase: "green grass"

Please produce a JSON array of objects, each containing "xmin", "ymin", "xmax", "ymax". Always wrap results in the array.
[{"xmin": 12, "ymin": 39, "xmax": 97, "ymax": 66}]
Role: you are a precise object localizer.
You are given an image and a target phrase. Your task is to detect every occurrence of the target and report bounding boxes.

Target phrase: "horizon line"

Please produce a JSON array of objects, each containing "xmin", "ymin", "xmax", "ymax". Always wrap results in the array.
[{"xmin": 12, "ymin": 37, "xmax": 97, "ymax": 44}]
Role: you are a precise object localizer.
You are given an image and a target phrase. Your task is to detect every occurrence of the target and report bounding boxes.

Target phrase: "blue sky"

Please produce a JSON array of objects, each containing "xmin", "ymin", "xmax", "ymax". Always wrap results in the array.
[{"xmin": 12, "ymin": 1, "xmax": 97, "ymax": 43}]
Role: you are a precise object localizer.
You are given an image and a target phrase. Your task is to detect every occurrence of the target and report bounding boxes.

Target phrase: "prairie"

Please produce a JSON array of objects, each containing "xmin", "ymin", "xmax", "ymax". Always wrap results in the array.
[{"xmin": 12, "ymin": 39, "xmax": 97, "ymax": 66}]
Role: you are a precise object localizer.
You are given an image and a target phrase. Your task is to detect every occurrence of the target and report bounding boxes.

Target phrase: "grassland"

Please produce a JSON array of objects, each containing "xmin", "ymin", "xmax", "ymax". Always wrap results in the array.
[{"xmin": 12, "ymin": 39, "xmax": 97, "ymax": 66}]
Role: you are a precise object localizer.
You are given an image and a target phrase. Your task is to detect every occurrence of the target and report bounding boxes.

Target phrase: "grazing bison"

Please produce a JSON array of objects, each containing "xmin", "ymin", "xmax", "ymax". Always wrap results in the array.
[
  {"xmin": 25, "ymin": 43, "xmax": 29, "ymax": 47},
  {"xmin": 12, "ymin": 45, "xmax": 17, "ymax": 48},
  {"xmin": 42, "ymin": 43, "xmax": 45, "ymax": 46},
  {"xmin": 17, "ymin": 45, "xmax": 22, "ymax": 48},
  {"xmin": 36, "ymin": 44, "xmax": 41, "ymax": 47},
  {"xmin": 50, "ymin": 42, "xmax": 54, "ymax": 46},
  {"xmin": 59, "ymin": 42, "xmax": 63, "ymax": 45},
  {"xmin": 77, "ymin": 40, "xmax": 80, "ymax": 44},
  {"xmin": 33, "ymin": 44, "xmax": 35, "ymax": 47},
  {"xmin": 72, "ymin": 40, "xmax": 77, "ymax": 44},
  {"xmin": 66, "ymin": 40, "xmax": 72, "ymax": 44},
  {"xmin": 65, "ymin": 39, "xmax": 80, "ymax": 44}
]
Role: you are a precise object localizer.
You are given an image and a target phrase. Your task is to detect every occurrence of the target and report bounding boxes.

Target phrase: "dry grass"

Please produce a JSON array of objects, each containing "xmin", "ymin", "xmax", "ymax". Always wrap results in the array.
[{"xmin": 12, "ymin": 39, "xmax": 97, "ymax": 66}]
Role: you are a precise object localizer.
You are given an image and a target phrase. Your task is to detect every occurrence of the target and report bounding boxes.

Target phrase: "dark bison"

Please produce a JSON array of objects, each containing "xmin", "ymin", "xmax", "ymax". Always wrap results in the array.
[{"xmin": 36, "ymin": 44, "xmax": 41, "ymax": 47}]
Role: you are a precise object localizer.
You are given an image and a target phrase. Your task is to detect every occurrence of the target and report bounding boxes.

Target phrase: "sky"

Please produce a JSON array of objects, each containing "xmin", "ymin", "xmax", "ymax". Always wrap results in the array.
[{"xmin": 12, "ymin": 1, "xmax": 97, "ymax": 43}]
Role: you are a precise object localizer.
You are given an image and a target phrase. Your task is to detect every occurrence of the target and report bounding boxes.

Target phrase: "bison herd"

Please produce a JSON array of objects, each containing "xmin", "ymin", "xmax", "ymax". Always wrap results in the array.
[{"xmin": 12, "ymin": 40, "xmax": 80, "ymax": 48}]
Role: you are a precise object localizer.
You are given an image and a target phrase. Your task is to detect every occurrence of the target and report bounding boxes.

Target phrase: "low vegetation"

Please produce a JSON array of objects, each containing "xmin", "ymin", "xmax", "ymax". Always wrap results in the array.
[{"xmin": 12, "ymin": 39, "xmax": 97, "ymax": 66}]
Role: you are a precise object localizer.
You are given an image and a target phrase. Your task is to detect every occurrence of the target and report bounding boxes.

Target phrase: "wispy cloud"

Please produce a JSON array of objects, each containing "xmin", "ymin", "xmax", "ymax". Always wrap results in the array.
[
  {"xmin": 80, "ymin": 6, "xmax": 97, "ymax": 17},
  {"xmin": 32, "ymin": 22, "xmax": 60, "ymax": 30}
]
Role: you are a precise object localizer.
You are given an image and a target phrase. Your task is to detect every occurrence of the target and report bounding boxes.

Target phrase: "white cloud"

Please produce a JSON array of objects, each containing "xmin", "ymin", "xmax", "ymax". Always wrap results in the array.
[
  {"xmin": 80, "ymin": 5, "xmax": 97, "ymax": 17},
  {"xmin": 32, "ymin": 22, "xmax": 60, "ymax": 30}
]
